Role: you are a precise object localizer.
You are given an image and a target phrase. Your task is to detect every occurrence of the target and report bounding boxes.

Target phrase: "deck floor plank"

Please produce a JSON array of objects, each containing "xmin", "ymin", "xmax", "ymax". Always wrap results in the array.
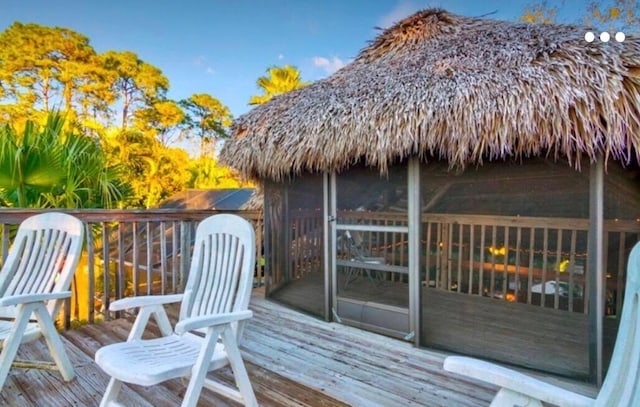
[
  {"xmin": 245, "ymin": 296, "xmax": 495, "ymax": 407},
  {"xmin": 0, "ymin": 290, "xmax": 597, "ymax": 406}
]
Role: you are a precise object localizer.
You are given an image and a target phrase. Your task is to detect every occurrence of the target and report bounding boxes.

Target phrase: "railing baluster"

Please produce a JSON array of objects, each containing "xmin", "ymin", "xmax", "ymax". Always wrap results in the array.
[
  {"xmin": 528, "ymin": 228, "xmax": 535, "ymax": 305},
  {"xmin": 457, "ymin": 224, "xmax": 463, "ymax": 293},
  {"xmin": 554, "ymin": 229, "xmax": 563, "ymax": 310},
  {"xmin": 117, "ymin": 222, "xmax": 125, "ymax": 302},
  {"xmin": 1, "ymin": 223, "xmax": 10, "ymax": 265},
  {"xmin": 569, "ymin": 229, "xmax": 577, "ymax": 313},
  {"xmin": 101, "ymin": 222, "xmax": 110, "ymax": 320},
  {"xmin": 132, "ymin": 222, "xmax": 139, "ymax": 297},
  {"xmin": 180, "ymin": 221, "xmax": 191, "ymax": 291},
  {"xmin": 616, "ymin": 232, "xmax": 626, "ymax": 317},
  {"xmin": 86, "ymin": 223, "xmax": 95, "ymax": 324},
  {"xmin": 146, "ymin": 221, "xmax": 153, "ymax": 296},
  {"xmin": 515, "ymin": 227, "xmax": 522, "ymax": 302},
  {"xmin": 172, "ymin": 220, "xmax": 178, "ymax": 293},
  {"xmin": 468, "ymin": 224, "xmax": 474, "ymax": 295},
  {"xmin": 424, "ymin": 222, "xmax": 432, "ymax": 287},
  {"xmin": 160, "ymin": 221, "xmax": 167, "ymax": 295},
  {"xmin": 541, "ymin": 228, "xmax": 549, "ymax": 308},
  {"xmin": 489, "ymin": 226, "xmax": 497, "ymax": 297},
  {"xmin": 502, "ymin": 226, "xmax": 509, "ymax": 299},
  {"xmin": 479, "ymin": 225, "xmax": 486, "ymax": 297}
]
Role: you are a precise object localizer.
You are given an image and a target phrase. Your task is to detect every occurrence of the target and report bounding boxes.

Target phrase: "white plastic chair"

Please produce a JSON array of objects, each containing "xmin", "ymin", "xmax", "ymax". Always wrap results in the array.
[
  {"xmin": 95, "ymin": 214, "xmax": 258, "ymax": 407},
  {"xmin": 443, "ymin": 241, "xmax": 640, "ymax": 407},
  {"xmin": 0, "ymin": 212, "xmax": 84, "ymax": 391},
  {"xmin": 342, "ymin": 230, "xmax": 386, "ymax": 286}
]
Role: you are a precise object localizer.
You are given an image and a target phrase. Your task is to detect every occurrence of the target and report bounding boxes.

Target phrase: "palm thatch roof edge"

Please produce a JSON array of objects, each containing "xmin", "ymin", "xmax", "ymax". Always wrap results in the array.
[{"xmin": 221, "ymin": 8, "xmax": 640, "ymax": 180}]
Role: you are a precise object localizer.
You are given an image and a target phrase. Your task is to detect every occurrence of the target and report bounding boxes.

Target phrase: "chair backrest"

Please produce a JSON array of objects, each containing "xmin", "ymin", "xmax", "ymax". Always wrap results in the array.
[
  {"xmin": 0, "ymin": 212, "xmax": 84, "ymax": 318},
  {"xmin": 344, "ymin": 230, "xmax": 366, "ymax": 259},
  {"xmin": 596, "ymin": 241, "xmax": 640, "ymax": 406},
  {"xmin": 179, "ymin": 214, "xmax": 256, "ymax": 339}
]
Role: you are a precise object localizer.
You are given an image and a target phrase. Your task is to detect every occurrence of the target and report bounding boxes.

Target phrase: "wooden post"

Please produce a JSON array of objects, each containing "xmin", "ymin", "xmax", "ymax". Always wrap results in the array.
[
  {"xmin": 588, "ymin": 157, "xmax": 604, "ymax": 385},
  {"xmin": 408, "ymin": 158, "xmax": 421, "ymax": 345},
  {"xmin": 323, "ymin": 172, "xmax": 332, "ymax": 321}
]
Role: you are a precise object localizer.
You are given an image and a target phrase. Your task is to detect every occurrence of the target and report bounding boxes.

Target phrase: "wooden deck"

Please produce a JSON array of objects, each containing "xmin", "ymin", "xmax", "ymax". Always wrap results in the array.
[{"xmin": 0, "ymin": 290, "xmax": 597, "ymax": 406}]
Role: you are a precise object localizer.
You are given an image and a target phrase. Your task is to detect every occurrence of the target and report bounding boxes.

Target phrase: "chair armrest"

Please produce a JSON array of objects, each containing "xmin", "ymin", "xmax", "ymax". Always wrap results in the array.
[
  {"xmin": 175, "ymin": 310, "xmax": 253, "ymax": 334},
  {"xmin": 443, "ymin": 356, "xmax": 595, "ymax": 407},
  {"xmin": 360, "ymin": 257, "xmax": 386, "ymax": 264},
  {"xmin": 0, "ymin": 291, "xmax": 71, "ymax": 307},
  {"xmin": 109, "ymin": 294, "xmax": 183, "ymax": 311}
]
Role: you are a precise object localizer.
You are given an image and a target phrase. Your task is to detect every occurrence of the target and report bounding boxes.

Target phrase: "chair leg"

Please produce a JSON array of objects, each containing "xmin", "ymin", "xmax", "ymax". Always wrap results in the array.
[
  {"xmin": 182, "ymin": 327, "xmax": 222, "ymax": 407},
  {"xmin": 490, "ymin": 388, "xmax": 543, "ymax": 407},
  {"xmin": 222, "ymin": 329, "xmax": 258, "ymax": 407},
  {"xmin": 100, "ymin": 377, "xmax": 123, "ymax": 407},
  {"xmin": 0, "ymin": 304, "xmax": 32, "ymax": 391},
  {"xmin": 33, "ymin": 304, "xmax": 74, "ymax": 381}
]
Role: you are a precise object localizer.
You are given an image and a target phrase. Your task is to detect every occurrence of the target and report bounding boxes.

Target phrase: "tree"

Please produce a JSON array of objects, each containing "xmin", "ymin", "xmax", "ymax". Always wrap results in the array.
[
  {"xmin": 180, "ymin": 93, "xmax": 232, "ymax": 156},
  {"xmin": 0, "ymin": 117, "xmax": 64, "ymax": 207},
  {"xmin": 249, "ymin": 65, "xmax": 309, "ymax": 105},
  {"xmin": 187, "ymin": 157, "xmax": 247, "ymax": 189},
  {"xmin": 520, "ymin": 0, "xmax": 640, "ymax": 32},
  {"xmin": 586, "ymin": 0, "xmax": 640, "ymax": 32},
  {"xmin": 0, "ymin": 23, "xmax": 103, "ymax": 125},
  {"xmin": 133, "ymin": 99, "xmax": 185, "ymax": 145},
  {"xmin": 101, "ymin": 127, "xmax": 191, "ymax": 208},
  {"xmin": 0, "ymin": 113, "xmax": 129, "ymax": 208},
  {"xmin": 520, "ymin": 1, "xmax": 559, "ymax": 24},
  {"xmin": 101, "ymin": 51, "xmax": 169, "ymax": 129},
  {"xmin": 0, "ymin": 22, "xmax": 247, "ymax": 208}
]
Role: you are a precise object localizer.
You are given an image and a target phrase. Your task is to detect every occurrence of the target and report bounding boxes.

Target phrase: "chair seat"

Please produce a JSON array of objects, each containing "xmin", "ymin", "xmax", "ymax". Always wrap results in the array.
[
  {"xmin": 0, "ymin": 320, "xmax": 42, "ymax": 347},
  {"xmin": 95, "ymin": 333, "xmax": 228, "ymax": 386}
]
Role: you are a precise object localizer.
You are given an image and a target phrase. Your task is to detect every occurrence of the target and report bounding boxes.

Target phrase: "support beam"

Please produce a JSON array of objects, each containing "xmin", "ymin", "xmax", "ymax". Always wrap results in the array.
[
  {"xmin": 328, "ymin": 172, "xmax": 338, "ymax": 322},
  {"xmin": 588, "ymin": 157, "xmax": 604, "ymax": 385},
  {"xmin": 408, "ymin": 158, "xmax": 421, "ymax": 346},
  {"xmin": 323, "ymin": 172, "xmax": 332, "ymax": 321}
]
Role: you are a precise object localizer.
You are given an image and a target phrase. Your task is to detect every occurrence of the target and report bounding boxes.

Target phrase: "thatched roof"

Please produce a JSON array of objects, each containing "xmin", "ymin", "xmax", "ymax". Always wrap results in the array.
[{"xmin": 221, "ymin": 8, "xmax": 640, "ymax": 181}]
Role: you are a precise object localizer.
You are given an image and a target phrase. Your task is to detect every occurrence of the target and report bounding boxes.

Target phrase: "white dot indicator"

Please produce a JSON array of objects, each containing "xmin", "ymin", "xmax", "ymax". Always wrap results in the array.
[
  {"xmin": 615, "ymin": 32, "xmax": 626, "ymax": 42},
  {"xmin": 585, "ymin": 31, "xmax": 595, "ymax": 42},
  {"xmin": 600, "ymin": 32, "xmax": 611, "ymax": 42}
]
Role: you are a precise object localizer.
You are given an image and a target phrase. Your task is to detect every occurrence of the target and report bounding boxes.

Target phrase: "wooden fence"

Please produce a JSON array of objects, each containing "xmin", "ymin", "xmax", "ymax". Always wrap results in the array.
[{"xmin": 0, "ymin": 209, "xmax": 263, "ymax": 328}]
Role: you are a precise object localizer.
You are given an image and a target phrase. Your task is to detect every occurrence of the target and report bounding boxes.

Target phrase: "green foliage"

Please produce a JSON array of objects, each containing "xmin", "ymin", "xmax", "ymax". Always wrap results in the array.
[
  {"xmin": 134, "ymin": 99, "xmax": 185, "ymax": 144},
  {"xmin": 520, "ymin": 1, "xmax": 559, "ymax": 24},
  {"xmin": 586, "ymin": 0, "xmax": 640, "ymax": 32},
  {"xmin": 187, "ymin": 157, "xmax": 248, "ymax": 189},
  {"xmin": 101, "ymin": 50, "xmax": 170, "ymax": 129},
  {"xmin": 180, "ymin": 93, "xmax": 233, "ymax": 156},
  {"xmin": 0, "ymin": 113, "xmax": 130, "ymax": 208},
  {"xmin": 0, "ymin": 22, "xmax": 249, "ymax": 208},
  {"xmin": 249, "ymin": 65, "xmax": 309, "ymax": 105},
  {"xmin": 101, "ymin": 128, "xmax": 191, "ymax": 208},
  {"xmin": 0, "ymin": 115, "xmax": 65, "ymax": 207},
  {"xmin": 0, "ymin": 22, "xmax": 106, "ymax": 126},
  {"xmin": 521, "ymin": 0, "xmax": 640, "ymax": 32}
]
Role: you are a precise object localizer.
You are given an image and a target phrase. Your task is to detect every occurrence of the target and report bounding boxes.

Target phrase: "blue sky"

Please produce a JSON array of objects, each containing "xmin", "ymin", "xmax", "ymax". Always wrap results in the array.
[{"xmin": 0, "ymin": 1, "xmax": 606, "ymax": 121}]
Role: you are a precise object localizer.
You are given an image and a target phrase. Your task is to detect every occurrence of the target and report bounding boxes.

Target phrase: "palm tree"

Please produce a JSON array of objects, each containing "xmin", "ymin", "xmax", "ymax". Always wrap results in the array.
[
  {"xmin": 0, "ymin": 115, "xmax": 66, "ymax": 207},
  {"xmin": 0, "ymin": 113, "xmax": 130, "ymax": 208},
  {"xmin": 249, "ymin": 65, "xmax": 310, "ymax": 105}
]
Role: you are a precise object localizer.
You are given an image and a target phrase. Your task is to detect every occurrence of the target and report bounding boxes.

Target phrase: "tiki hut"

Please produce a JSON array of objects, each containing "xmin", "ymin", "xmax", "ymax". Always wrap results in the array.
[{"xmin": 221, "ymin": 9, "xmax": 640, "ymax": 384}]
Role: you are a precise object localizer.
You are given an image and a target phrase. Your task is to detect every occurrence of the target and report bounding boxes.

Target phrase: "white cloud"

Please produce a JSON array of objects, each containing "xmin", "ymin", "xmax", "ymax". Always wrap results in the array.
[
  {"xmin": 277, "ymin": 53, "xmax": 284, "ymax": 60},
  {"xmin": 312, "ymin": 56, "xmax": 345, "ymax": 75},
  {"xmin": 194, "ymin": 55, "xmax": 206, "ymax": 67},
  {"xmin": 194, "ymin": 55, "xmax": 215, "ymax": 75},
  {"xmin": 378, "ymin": 0, "xmax": 429, "ymax": 29}
]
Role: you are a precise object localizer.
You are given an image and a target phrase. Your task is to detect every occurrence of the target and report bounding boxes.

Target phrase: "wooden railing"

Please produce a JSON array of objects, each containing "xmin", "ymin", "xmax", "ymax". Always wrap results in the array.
[
  {"xmin": 0, "ymin": 209, "xmax": 263, "ymax": 328},
  {"xmin": 422, "ymin": 214, "xmax": 640, "ymax": 315},
  {"xmin": 282, "ymin": 210, "xmax": 640, "ymax": 315}
]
